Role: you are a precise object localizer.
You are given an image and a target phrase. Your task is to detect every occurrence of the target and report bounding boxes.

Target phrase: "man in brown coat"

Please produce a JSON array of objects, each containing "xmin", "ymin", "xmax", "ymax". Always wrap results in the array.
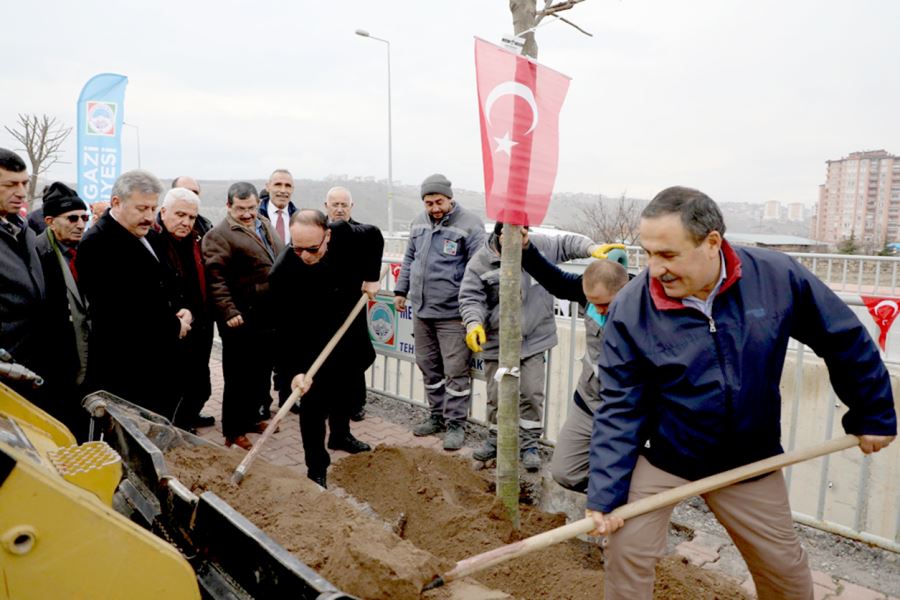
[{"xmin": 203, "ymin": 182, "xmax": 284, "ymax": 449}]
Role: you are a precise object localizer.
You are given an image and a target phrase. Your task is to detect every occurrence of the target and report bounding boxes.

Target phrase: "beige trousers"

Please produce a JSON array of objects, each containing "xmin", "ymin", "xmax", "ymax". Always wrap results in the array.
[{"xmin": 604, "ymin": 456, "xmax": 813, "ymax": 600}]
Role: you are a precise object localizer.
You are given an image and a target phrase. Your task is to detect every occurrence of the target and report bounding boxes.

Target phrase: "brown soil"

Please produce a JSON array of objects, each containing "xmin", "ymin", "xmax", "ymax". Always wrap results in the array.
[
  {"xmin": 166, "ymin": 445, "xmax": 450, "ymax": 600},
  {"xmin": 167, "ymin": 444, "xmax": 750, "ymax": 600},
  {"xmin": 336, "ymin": 446, "xmax": 751, "ymax": 600}
]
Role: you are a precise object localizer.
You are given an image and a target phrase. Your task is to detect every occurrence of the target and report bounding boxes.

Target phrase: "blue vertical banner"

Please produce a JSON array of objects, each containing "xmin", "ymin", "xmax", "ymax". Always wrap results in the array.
[{"xmin": 76, "ymin": 73, "xmax": 128, "ymax": 204}]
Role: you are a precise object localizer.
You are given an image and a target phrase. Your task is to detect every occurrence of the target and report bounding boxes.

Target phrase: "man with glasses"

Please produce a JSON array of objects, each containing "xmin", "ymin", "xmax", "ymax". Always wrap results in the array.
[
  {"xmin": 269, "ymin": 209, "xmax": 383, "ymax": 488},
  {"xmin": 34, "ymin": 182, "xmax": 91, "ymax": 438},
  {"xmin": 203, "ymin": 182, "xmax": 283, "ymax": 450}
]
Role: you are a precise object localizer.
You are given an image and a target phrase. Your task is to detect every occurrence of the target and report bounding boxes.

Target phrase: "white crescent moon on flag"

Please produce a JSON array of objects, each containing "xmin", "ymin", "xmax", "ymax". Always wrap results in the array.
[
  {"xmin": 874, "ymin": 300, "xmax": 899, "ymax": 320},
  {"xmin": 485, "ymin": 81, "xmax": 539, "ymax": 135}
]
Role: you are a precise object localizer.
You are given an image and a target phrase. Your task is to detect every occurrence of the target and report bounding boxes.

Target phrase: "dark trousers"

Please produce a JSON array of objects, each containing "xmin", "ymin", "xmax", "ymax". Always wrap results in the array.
[
  {"xmin": 172, "ymin": 322, "xmax": 214, "ymax": 429},
  {"xmin": 220, "ymin": 324, "xmax": 273, "ymax": 438},
  {"xmin": 294, "ymin": 368, "xmax": 363, "ymax": 477}
]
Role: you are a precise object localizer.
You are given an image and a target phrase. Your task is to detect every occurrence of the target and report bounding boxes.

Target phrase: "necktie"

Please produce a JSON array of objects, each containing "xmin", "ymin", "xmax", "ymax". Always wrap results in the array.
[
  {"xmin": 68, "ymin": 248, "xmax": 79, "ymax": 282},
  {"xmin": 276, "ymin": 209, "xmax": 285, "ymax": 241}
]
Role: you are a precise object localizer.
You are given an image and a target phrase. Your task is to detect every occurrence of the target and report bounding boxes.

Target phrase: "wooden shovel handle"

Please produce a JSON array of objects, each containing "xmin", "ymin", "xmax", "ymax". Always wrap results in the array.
[
  {"xmin": 232, "ymin": 267, "xmax": 388, "ymax": 485},
  {"xmin": 439, "ymin": 434, "xmax": 859, "ymax": 586}
]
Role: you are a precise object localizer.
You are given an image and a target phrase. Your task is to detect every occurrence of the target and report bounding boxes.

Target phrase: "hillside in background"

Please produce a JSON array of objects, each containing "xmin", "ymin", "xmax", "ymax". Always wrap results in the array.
[{"xmin": 35, "ymin": 176, "xmax": 812, "ymax": 239}]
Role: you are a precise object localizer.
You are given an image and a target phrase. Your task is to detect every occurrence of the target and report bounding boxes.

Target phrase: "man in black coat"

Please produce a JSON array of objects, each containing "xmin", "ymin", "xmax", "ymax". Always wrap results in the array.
[
  {"xmin": 0, "ymin": 149, "xmax": 45, "ymax": 399},
  {"xmin": 149, "ymin": 186, "xmax": 214, "ymax": 432},
  {"xmin": 323, "ymin": 185, "xmax": 369, "ymax": 422},
  {"xmin": 34, "ymin": 182, "xmax": 90, "ymax": 438},
  {"xmin": 269, "ymin": 209, "xmax": 383, "ymax": 488},
  {"xmin": 76, "ymin": 170, "xmax": 193, "ymax": 420}
]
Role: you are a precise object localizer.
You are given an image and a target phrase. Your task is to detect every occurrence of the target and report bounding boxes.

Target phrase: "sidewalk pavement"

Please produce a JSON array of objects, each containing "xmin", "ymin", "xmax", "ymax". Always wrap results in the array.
[
  {"xmin": 196, "ymin": 353, "xmax": 896, "ymax": 600},
  {"xmin": 193, "ymin": 353, "xmax": 471, "ymax": 474}
]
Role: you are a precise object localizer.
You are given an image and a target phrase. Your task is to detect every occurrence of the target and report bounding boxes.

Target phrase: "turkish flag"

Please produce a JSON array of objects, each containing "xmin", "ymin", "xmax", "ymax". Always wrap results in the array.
[
  {"xmin": 475, "ymin": 37, "xmax": 571, "ymax": 227},
  {"xmin": 861, "ymin": 295, "xmax": 900, "ymax": 351},
  {"xmin": 390, "ymin": 262, "xmax": 402, "ymax": 284}
]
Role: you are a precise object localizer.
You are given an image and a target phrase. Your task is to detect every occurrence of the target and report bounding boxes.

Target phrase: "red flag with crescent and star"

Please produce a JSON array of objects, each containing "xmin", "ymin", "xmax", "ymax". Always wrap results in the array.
[
  {"xmin": 475, "ymin": 37, "xmax": 571, "ymax": 226},
  {"xmin": 861, "ymin": 295, "xmax": 900, "ymax": 351}
]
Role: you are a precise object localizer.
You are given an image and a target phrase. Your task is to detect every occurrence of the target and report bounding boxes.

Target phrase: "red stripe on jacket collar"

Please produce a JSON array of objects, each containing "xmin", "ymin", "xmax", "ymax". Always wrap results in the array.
[{"xmin": 649, "ymin": 239, "xmax": 743, "ymax": 311}]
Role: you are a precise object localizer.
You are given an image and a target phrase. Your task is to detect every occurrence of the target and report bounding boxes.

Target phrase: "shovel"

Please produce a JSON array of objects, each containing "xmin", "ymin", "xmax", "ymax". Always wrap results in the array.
[
  {"xmin": 424, "ymin": 434, "xmax": 859, "ymax": 590},
  {"xmin": 231, "ymin": 267, "xmax": 387, "ymax": 485}
]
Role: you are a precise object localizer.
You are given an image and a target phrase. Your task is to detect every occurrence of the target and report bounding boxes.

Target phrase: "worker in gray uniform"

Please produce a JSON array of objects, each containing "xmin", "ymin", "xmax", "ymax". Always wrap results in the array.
[
  {"xmin": 459, "ymin": 223, "xmax": 615, "ymax": 471},
  {"xmin": 394, "ymin": 174, "xmax": 486, "ymax": 451},
  {"xmin": 520, "ymin": 241, "xmax": 628, "ymax": 489}
]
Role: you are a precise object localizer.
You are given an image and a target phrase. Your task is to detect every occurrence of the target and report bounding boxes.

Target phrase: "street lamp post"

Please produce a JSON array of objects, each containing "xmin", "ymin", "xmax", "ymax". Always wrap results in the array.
[
  {"xmin": 123, "ymin": 121, "xmax": 141, "ymax": 169},
  {"xmin": 355, "ymin": 28, "xmax": 393, "ymax": 235}
]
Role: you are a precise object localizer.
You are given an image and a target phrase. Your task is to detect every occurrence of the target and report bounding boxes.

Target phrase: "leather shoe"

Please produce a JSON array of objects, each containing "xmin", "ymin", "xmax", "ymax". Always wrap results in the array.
[
  {"xmin": 349, "ymin": 407, "xmax": 366, "ymax": 422},
  {"xmin": 308, "ymin": 472, "xmax": 327, "ymax": 488},
  {"xmin": 327, "ymin": 435, "xmax": 371, "ymax": 454},
  {"xmin": 195, "ymin": 413, "xmax": 215, "ymax": 428},
  {"xmin": 254, "ymin": 420, "xmax": 280, "ymax": 434},
  {"xmin": 225, "ymin": 435, "xmax": 253, "ymax": 450}
]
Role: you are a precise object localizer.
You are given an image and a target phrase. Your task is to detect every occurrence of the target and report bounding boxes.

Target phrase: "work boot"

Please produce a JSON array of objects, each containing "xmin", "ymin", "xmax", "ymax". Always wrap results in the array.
[
  {"xmin": 224, "ymin": 435, "xmax": 253, "ymax": 451},
  {"xmin": 350, "ymin": 407, "xmax": 366, "ymax": 422},
  {"xmin": 522, "ymin": 448, "xmax": 541, "ymax": 472},
  {"xmin": 472, "ymin": 439, "xmax": 497, "ymax": 462},
  {"xmin": 443, "ymin": 422, "xmax": 465, "ymax": 451},
  {"xmin": 195, "ymin": 413, "xmax": 215, "ymax": 428},
  {"xmin": 327, "ymin": 434, "xmax": 371, "ymax": 454},
  {"xmin": 413, "ymin": 415, "xmax": 445, "ymax": 437},
  {"xmin": 308, "ymin": 472, "xmax": 327, "ymax": 488}
]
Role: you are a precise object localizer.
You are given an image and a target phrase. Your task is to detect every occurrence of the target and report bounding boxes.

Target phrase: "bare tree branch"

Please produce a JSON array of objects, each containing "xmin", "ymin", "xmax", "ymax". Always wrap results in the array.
[
  {"xmin": 3, "ymin": 113, "xmax": 72, "ymax": 203},
  {"xmin": 567, "ymin": 194, "xmax": 643, "ymax": 245},
  {"xmin": 536, "ymin": 0, "xmax": 587, "ymax": 23},
  {"xmin": 556, "ymin": 15, "xmax": 593, "ymax": 37}
]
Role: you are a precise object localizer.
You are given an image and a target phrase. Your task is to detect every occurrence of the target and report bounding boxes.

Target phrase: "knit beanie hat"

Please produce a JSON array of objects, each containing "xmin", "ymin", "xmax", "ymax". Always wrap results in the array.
[
  {"xmin": 42, "ymin": 182, "xmax": 87, "ymax": 217},
  {"xmin": 420, "ymin": 174, "xmax": 453, "ymax": 200}
]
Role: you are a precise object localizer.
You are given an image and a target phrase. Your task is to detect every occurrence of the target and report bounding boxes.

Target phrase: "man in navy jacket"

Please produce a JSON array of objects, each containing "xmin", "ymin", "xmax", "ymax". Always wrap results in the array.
[{"xmin": 585, "ymin": 186, "xmax": 896, "ymax": 600}]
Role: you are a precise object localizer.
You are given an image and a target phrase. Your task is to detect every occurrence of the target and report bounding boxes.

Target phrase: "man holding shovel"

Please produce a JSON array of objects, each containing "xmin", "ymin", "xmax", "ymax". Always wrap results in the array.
[
  {"xmin": 269, "ymin": 209, "xmax": 383, "ymax": 488},
  {"xmin": 585, "ymin": 186, "xmax": 896, "ymax": 599}
]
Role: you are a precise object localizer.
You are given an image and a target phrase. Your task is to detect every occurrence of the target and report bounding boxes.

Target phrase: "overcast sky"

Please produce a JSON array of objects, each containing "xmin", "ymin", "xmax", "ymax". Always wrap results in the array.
[{"xmin": 3, "ymin": 0, "xmax": 898, "ymax": 206}]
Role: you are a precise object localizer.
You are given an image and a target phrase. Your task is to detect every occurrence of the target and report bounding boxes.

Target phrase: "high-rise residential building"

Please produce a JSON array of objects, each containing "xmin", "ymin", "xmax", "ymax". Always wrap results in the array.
[
  {"xmin": 787, "ymin": 202, "xmax": 805, "ymax": 222},
  {"xmin": 812, "ymin": 150, "xmax": 900, "ymax": 250},
  {"xmin": 763, "ymin": 200, "xmax": 780, "ymax": 220}
]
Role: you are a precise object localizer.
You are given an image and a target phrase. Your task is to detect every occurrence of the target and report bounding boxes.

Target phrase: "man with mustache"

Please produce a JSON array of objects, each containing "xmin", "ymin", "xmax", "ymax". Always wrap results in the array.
[
  {"xmin": 77, "ymin": 170, "xmax": 193, "ymax": 420},
  {"xmin": 585, "ymin": 186, "xmax": 896, "ymax": 599},
  {"xmin": 258, "ymin": 169, "xmax": 296, "ymax": 244},
  {"xmin": 0, "ymin": 148, "xmax": 45, "ymax": 399},
  {"xmin": 204, "ymin": 182, "xmax": 283, "ymax": 450}
]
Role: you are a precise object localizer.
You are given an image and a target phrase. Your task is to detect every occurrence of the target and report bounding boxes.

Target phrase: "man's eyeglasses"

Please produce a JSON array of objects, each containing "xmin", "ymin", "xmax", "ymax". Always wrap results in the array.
[
  {"xmin": 292, "ymin": 235, "xmax": 326, "ymax": 255},
  {"xmin": 64, "ymin": 214, "xmax": 90, "ymax": 223}
]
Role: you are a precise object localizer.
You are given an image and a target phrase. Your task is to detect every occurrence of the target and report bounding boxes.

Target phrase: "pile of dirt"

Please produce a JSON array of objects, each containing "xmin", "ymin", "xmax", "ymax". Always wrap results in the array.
[
  {"xmin": 166, "ymin": 445, "xmax": 448, "ymax": 600},
  {"xmin": 166, "ymin": 443, "xmax": 750, "ymax": 599},
  {"xmin": 332, "ymin": 446, "xmax": 751, "ymax": 600}
]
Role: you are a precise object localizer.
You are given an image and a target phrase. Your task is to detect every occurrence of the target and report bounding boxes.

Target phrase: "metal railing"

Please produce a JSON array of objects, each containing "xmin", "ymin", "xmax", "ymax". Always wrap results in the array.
[{"xmin": 369, "ymin": 249, "xmax": 900, "ymax": 553}]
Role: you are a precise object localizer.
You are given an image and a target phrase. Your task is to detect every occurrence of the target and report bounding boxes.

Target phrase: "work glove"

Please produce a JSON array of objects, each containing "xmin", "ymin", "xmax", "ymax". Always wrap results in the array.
[
  {"xmin": 590, "ymin": 243, "xmax": 626, "ymax": 259},
  {"xmin": 590, "ymin": 243, "xmax": 629, "ymax": 268},
  {"xmin": 466, "ymin": 323, "xmax": 487, "ymax": 353}
]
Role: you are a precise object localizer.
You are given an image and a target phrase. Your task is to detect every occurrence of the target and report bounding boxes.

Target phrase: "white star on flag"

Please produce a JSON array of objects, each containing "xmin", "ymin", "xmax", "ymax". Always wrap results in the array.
[{"xmin": 493, "ymin": 131, "xmax": 518, "ymax": 156}]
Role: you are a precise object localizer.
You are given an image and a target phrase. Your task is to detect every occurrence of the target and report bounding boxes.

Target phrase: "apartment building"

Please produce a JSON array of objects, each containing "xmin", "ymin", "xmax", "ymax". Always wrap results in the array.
[{"xmin": 812, "ymin": 150, "xmax": 900, "ymax": 250}]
